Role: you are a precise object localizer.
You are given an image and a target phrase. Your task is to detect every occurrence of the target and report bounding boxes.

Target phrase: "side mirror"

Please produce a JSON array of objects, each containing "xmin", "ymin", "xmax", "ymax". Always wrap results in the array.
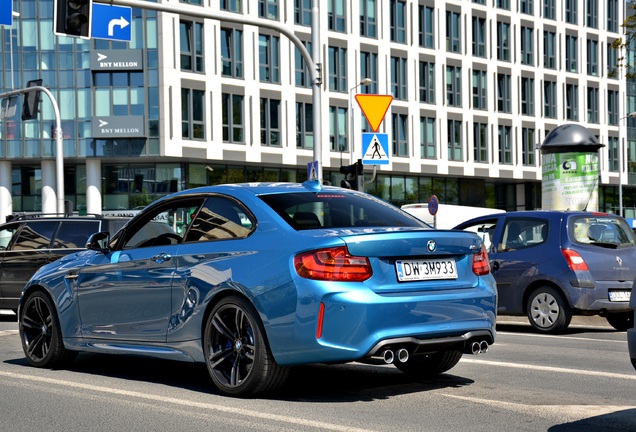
[{"xmin": 86, "ymin": 231, "xmax": 110, "ymax": 253}]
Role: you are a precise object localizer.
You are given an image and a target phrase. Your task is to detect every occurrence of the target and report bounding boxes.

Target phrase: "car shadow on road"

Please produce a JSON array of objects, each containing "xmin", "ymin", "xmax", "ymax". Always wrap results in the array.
[
  {"xmin": 548, "ymin": 408, "xmax": 636, "ymax": 431},
  {"xmin": 7, "ymin": 352, "xmax": 474, "ymax": 401}
]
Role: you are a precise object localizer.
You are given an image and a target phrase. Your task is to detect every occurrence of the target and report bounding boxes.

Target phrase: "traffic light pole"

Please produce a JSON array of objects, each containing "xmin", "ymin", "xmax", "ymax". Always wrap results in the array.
[
  {"xmin": 0, "ymin": 86, "xmax": 65, "ymax": 216},
  {"xmin": 94, "ymin": 0, "xmax": 324, "ymax": 181}
]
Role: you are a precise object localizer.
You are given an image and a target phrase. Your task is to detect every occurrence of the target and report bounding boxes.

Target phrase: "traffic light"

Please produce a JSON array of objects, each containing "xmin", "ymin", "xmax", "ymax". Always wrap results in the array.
[
  {"xmin": 340, "ymin": 159, "xmax": 364, "ymax": 190},
  {"xmin": 54, "ymin": 0, "xmax": 92, "ymax": 38},
  {"xmin": 21, "ymin": 79, "xmax": 43, "ymax": 121}
]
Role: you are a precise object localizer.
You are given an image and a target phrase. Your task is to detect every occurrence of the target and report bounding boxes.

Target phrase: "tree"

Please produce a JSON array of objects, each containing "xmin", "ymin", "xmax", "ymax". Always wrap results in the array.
[{"xmin": 610, "ymin": 4, "xmax": 636, "ymax": 79}]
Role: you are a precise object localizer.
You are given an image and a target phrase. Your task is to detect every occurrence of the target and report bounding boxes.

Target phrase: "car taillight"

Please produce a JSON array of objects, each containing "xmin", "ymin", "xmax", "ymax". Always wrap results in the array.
[
  {"xmin": 294, "ymin": 246, "xmax": 372, "ymax": 281},
  {"xmin": 472, "ymin": 244, "xmax": 491, "ymax": 276},
  {"xmin": 561, "ymin": 249, "xmax": 589, "ymax": 271}
]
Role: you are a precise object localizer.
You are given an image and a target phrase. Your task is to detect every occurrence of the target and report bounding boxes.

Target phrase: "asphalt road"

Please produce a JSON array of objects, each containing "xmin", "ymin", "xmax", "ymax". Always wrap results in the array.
[{"xmin": 1, "ymin": 310, "xmax": 635, "ymax": 431}]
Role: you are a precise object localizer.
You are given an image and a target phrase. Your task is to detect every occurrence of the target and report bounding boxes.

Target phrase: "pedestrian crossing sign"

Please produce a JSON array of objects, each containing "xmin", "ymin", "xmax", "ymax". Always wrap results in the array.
[{"xmin": 361, "ymin": 133, "xmax": 389, "ymax": 165}]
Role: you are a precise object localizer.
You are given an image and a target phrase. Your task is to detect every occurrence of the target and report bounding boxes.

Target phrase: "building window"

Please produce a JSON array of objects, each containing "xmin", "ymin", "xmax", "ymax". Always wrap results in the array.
[
  {"xmin": 522, "ymin": 127, "xmax": 536, "ymax": 166},
  {"xmin": 258, "ymin": 0, "xmax": 278, "ymax": 20},
  {"xmin": 181, "ymin": 88, "xmax": 205, "ymax": 140},
  {"xmin": 543, "ymin": 0, "xmax": 555, "ymax": 19},
  {"xmin": 587, "ymin": 39, "xmax": 598, "ymax": 76},
  {"xmin": 498, "ymin": 125, "xmax": 512, "ymax": 164},
  {"xmin": 328, "ymin": 46, "xmax": 347, "ymax": 92},
  {"xmin": 566, "ymin": 84, "xmax": 579, "ymax": 121},
  {"xmin": 565, "ymin": 0, "xmax": 578, "ymax": 24},
  {"xmin": 544, "ymin": 81, "xmax": 557, "ymax": 119},
  {"xmin": 420, "ymin": 116, "xmax": 436, "ymax": 159},
  {"xmin": 221, "ymin": 28, "xmax": 243, "ymax": 78},
  {"xmin": 392, "ymin": 113, "xmax": 409, "ymax": 157},
  {"xmin": 521, "ymin": 77, "xmax": 534, "ymax": 116},
  {"xmin": 419, "ymin": 61, "xmax": 435, "ymax": 104},
  {"xmin": 607, "ymin": 0, "xmax": 618, "ymax": 33},
  {"xmin": 586, "ymin": 0, "xmax": 597, "ymax": 28},
  {"xmin": 473, "ymin": 122, "xmax": 488, "ymax": 163},
  {"xmin": 472, "ymin": 70, "xmax": 487, "ymax": 110},
  {"xmin": 472, "ymin": 16, "xmax": 487, "ymax": 58},
  {"xmin": 418, "ymin": 5, "xmax": 434, "ymax": 48},
  {"xmin": 222, "ymin": 93, "xmax": 244, "ymax": 143},
  {"xmin": 259, "ymin": 34, "xmax": 280, "ymax": 83},
  {"xmin": 521, "ymin": 26, "xmax": 534, "ymax": 65},
  {"xmin": 329, "ymin": 106, "xmax": 348, "ymax": 151},
  {"xmin": 544, "ymin": 31, "xmax": 556, "ymax": 69},
  {"xmin": 294, "ymin": 0, "xmax": 311, "ymax": 26},
  {"xmin": 608, "ymin": 42, "xmax": 619, "ymax": 78},
  {"xmin": 391, "ymin": 56, "xmax": 408, "ymax": 100},
  {"xmin": 180, "ymin": 21, "xmax": 204, "ymax": 73},
  {"xmin": 497, "ymin": 73, "xmax": 511, "ymax": 113},
  {"xmin": 328, "ymin": 0, "xmax": 346, "ymax": 32},
  {"xmin": 446, "ymin": 11, "xmax": 461, "ymax": 53},
  {"xmin": 608, "ymin": 136, "xmax": 619, "ymax": 171},
  {"xmin": 361, "ymin": 0, "xmax": 377, "ymax": 38},
  {"xmin": 608, "ymin": 89, "xmax": 619, "ymax": 126},
  {"xmin": 497, "ymin": 21, "xmax": 510, "ymax": 61},
  {"xmin": 565, "ymin": 35, "xmax": 578, "ymax": 73},
  {"xmin": 446, "ymin": 65, "xmax": 462, "ymax": 107},
  {"xmin": 390, "ymin": 0, "xmax": 407, "ymax": 43},
  {"xmin": 473, "ymin": 0, "xmax": 485, "ymax": 4},
  {"xmin": 587, "ymin": 87, "xmax": 599, "ymax": 123},
  {"xmin": 360, "ymin": 51, "xmax": 379, "ymax": 94},
  {"xmin": 296, "ymin": 102, "xmax": 314, "ymax": 149},
  {"xmin": 260, "ymin": 98, "xmax": 280, "ymax": 146},
  {"xmin": 520, "ymin": 0, "xmax": 534, "ymax": 15},
  {"xmin": 221, "ymin": 0, "xmax": 241, "ymax": 12},
  {"xmin": 497, "ymin": 0, "xmax": 510, "ymax": 10},
  {"xmin": 295, "ymin": 41, "xmax": 312, "ymax": 88},
  {"xmin": 448, "ymin": 120, "xmax": 463, "ymax": 161}
]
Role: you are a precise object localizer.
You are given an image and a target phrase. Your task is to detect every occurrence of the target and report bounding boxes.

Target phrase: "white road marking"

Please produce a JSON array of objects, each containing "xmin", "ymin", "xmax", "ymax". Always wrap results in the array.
[
  {"xmin": 440, "ymin": 393, "xmax": 636, "ymax": 422},
  {"xmin": 461, "ymin": 358, "xmax": 636, "ymax": 380},
  {"xmin": 0, "ymin": 370, "xmax": 376, "ymax": 432},
  {"xmin": 497, "ymin": 330, "xmax": 628, "ymax": 344},
  {"xmin": 0, "ymin": 330, "xmax": 18, "ymax": 337}
]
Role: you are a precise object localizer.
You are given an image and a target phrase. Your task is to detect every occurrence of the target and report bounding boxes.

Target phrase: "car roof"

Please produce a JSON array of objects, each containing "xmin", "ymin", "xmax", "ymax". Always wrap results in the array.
[{"xmin": 454, "ymin": 209, "xmax": 621, "ymax": 228}]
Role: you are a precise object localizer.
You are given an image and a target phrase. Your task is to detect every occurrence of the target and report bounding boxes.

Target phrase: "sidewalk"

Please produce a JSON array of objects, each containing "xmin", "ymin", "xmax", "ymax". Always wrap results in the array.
[{"xmin": 497, "ymin": 314, "xmax": 612, "ymax": 328}]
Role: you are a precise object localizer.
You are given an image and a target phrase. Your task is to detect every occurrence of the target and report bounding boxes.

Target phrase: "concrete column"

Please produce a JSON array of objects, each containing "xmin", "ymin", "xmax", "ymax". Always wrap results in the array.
[
  {"xmin": 86, "ymin": 159, "xmax": 102, "ymax": 215},
  {"xmin": 41, "ymin": 160, "xmax": 57, "ymax": 214},
  {"xmin": 0, "ymin": 161, "xmax": 12, "ymax": 223}
]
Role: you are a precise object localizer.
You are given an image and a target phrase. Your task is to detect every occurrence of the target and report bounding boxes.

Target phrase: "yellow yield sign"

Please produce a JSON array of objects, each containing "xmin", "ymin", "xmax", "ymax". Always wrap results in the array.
[{"xmin": 355, "ymin": 94, "xmax": 393, "ymax": 132}]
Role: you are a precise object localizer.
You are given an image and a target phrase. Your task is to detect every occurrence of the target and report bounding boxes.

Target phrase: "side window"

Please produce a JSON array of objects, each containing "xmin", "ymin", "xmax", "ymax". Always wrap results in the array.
[
  {"xmin": 456, "ymin": 219, "xmax": 498, "ymax": 253},
  {"xmin": 54, "ymin": 221, "xmax": 100, "ymax": 249},
  {"xmin": 14, "ymin": 221, "xmax": 60, "ymax": 251},
  {"xmin": 502, "ymin": 219, "xmax": 548, "ymax": 251},
  {"xmin": 123, "ymin": 199, "xmax": 205, "ymax": 249},
  {"xmin": 0, "ymin": 224, "xmax": 20, "ymax": 250},
  {"xmin": 185, "ymin": 197, "xmax": 253, "ymax": 242}
]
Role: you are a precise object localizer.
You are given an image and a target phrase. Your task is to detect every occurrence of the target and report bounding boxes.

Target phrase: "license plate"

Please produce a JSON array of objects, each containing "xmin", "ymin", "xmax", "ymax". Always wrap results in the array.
[
  {"xmin": 396, "ymin": 258, "xmax": 458, "ymax": 281},
  {"xmin": 608, "ymin": 290, "xmax": 631, "ymax": 302}
]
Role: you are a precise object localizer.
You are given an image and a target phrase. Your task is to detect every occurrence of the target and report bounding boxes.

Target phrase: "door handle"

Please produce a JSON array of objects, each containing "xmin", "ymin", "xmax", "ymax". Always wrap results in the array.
[{"xmin": 151, "ymin": 253, "xmax": 172, "ymax": 264}]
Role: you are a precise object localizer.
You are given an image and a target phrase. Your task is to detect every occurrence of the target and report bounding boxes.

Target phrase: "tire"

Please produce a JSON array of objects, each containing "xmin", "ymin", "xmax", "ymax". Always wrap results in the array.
[
  {"xmin": 606, "ymin": 312, "xmax": 634, "ymax": 331},
  {"xmin": 394, "ymin": 350, "xmax": 463, "ymax": 377},
  {"xmin": 203, "ymin": 296, "xmax": 288, "ymax": 397},
  {"xmin": 19, "ymin": 291, "xmax": 77, "ymax": 368},
  {"xmin": 526, "ymin": 287, "xmax": 572, "ymax": 334}
]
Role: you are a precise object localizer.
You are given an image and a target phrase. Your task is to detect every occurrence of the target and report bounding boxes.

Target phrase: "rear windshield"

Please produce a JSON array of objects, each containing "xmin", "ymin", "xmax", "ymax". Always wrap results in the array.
[
  {"xmin": 259, "ymin": 192, "xmax": 428, "ymax": 230},
  {"xmin": 570, "ymin": 215, "xmax": 636, "ymax": 249}
]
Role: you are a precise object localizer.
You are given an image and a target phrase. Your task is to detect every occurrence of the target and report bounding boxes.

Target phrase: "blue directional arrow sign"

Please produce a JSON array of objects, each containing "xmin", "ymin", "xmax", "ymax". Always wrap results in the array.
[
  {"xmin": 91, "ymin": 3, "xmax": 132, "ymax": 42},
  {"xmin": 0, "ymin": 0, "xmax": 13, "ymax": 26}
]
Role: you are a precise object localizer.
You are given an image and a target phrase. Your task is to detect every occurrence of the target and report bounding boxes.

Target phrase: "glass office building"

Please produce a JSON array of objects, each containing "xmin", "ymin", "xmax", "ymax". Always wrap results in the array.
[{"xmin": 0, "ymin": 0, "xmax": 633, "ymax": 221}]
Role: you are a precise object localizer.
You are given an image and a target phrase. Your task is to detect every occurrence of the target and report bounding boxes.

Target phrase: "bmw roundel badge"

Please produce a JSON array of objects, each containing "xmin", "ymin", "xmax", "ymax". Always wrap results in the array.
[{"xmin": 427, "ymin": 240, "xmax": 437, "ymax": 252}]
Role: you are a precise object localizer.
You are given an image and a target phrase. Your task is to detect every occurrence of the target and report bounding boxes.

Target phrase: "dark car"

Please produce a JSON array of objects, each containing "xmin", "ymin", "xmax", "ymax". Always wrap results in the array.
[
  {"xmin": 18, "ymin": 181, "xmax": 497, "ymax": 397},
  {"xmin": 629, "ymin": 287, "xmax": 636, "ymax": 370},
  {"xmin": 455, "ymin": 210, "xmax": 635, "ymax": 333},
  {"xmin": 0, "ymin": 214, "xmax": 130, "ymax": 312}
]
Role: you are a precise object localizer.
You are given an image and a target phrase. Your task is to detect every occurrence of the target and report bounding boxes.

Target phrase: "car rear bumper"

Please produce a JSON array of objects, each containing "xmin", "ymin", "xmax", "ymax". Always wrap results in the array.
[{"xmin": 271, "ymin": 280, "xmax": 497, "ymax": 366}]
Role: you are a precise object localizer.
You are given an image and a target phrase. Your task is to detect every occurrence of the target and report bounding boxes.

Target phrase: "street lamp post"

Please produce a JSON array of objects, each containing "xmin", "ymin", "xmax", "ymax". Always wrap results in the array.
[
  {"xmin": 349, "ymin": 78, "xmax": 372, "ymax": 164},
  {"xmin": 619, "ymin": 111, "xmax": 636, "ymax": 217}
]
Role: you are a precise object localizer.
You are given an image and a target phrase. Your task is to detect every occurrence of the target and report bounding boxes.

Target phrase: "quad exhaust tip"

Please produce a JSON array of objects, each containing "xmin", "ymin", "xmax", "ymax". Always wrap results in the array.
[
  {"xmin": 470, "ymin": 340, "xmax": 489, "ymax": 355},
  {"xmin": 381, "ymin": 348, "xmax": 410, "ymax": 364}
]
